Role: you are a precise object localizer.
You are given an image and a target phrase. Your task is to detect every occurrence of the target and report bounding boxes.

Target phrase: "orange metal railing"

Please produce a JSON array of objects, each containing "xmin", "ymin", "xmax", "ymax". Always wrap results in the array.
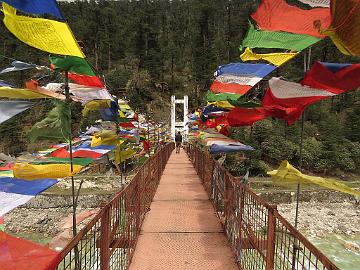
[
  {"xmin": 186, "ymin": 144, "xmax": 340, "ymax": 270},
  {"xmin": 56, "ymin": 143, "xmax": 174, "ymax": 270}
]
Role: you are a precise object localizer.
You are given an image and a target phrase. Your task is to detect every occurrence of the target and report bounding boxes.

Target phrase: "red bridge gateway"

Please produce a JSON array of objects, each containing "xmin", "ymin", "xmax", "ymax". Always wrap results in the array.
[{"xmin": 56, "ymin": 143, "xmax": 340, "ymax": 270}]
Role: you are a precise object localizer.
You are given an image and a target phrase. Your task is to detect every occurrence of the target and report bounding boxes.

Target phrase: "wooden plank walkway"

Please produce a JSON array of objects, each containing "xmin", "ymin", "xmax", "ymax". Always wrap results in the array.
[{"xmin": 129, "ymin": 150, "xmax": 238, "ymax": 270}]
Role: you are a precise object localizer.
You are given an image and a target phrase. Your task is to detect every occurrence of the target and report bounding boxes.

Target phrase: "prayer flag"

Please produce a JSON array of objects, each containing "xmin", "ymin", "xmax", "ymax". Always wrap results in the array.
[
  {"xmin": 302, "ymin": 62, "xmax": 360, "ymax": 94},
  {"xmin": 1, "ymin": 0, "xmax": 64, "ymax": 19},
  {"xmin": 49, "ymin": 56, "xmax": 104, "ymax": 87},
  {"xmin": 0, "ymin": 101, "xmax": 33, "ymax": 124},
  {"xmin": 240, "ymin": 23, "xmax": 321, "ymax": 51},
  {"xmin": 240, "ymin": 47, "xmax": 298, "ymax": 66},
  {"xmin": 268, "ymin": 161, "xmax": 360, "ymax": 197},
  {"xmin": 28, "ymin": 100, "xmax": 70, "ymax": 143},
  {"xmin": 0, "ymin": 231, "xmax": 60, "ymax": 270},
  {"xmin": 210, "ymin": 144, "xmax": 254, "ymax": 154},
  {"xmin": 13, "ymin": 163, "xmax": 83, "ymax": 180},
  {"xmin": 82, "ymin": 100, "xmax": 112, "ymax": 116},
  {"xmin": 298, "ymin": 0, "xmax": 330, "ymax": 7},
  {"xmin": 205, "ymin": 91, "xmax": 241, "ymax": 102},
  {"xmin": 251, "ymin": 0, "xmax": 331, "ymax": 38},
  {"xmin": 264, "ymin": 77, "xmax": 336, "ymax": 108},
  {"xmin": 2, "ymin": 3, "xmax": 84, "ymax": 58},
  {"xmin": 0, "ymin": 177, "xmax": 57, "ymax": 216},
  {"xmin": 211, "ymin": 62, "xmax": 276, "ymax": 94},
  {"xmin": 0, "ymin": 60, "xmax": 38, "ymax": 74},
  {"xmin": 0, "ymin": 87, "xmax": 48, "ymax": 99},
  {"xmin": 320, "ymin": 0, "xmax": 360, "ymax": 55},
  {"xmin": 115, "ymin": 148, "xmax": 136, "ymax": 164}
]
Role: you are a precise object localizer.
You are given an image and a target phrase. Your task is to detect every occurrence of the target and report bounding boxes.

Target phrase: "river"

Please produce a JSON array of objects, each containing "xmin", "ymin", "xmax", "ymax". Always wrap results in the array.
[{"xmin": 310, "ymin": 234, "xmax": 360, "ymax": 269}]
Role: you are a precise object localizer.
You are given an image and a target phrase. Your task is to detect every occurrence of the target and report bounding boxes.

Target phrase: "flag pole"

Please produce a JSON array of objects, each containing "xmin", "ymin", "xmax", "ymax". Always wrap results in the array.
[
  {"xmin": 291, "ymin": 47, "xmax": 311, "ymax": 270},
  {"xmin": 64, "ymin": 71, "xmax": 80, "ymax": 270}
]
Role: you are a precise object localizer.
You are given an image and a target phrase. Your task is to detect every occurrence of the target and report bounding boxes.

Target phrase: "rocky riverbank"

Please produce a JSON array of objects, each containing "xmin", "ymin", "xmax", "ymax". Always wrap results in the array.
[{"xmin": 278, "ymin": 202, "xmax": 360, "ymax": 238}]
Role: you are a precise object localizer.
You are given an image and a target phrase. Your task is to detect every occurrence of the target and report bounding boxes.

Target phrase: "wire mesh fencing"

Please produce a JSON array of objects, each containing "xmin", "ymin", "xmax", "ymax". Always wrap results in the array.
[
  {"xmin": 56, "ymin": 143, "xmax": 174, "ymax": 270},
  {"xmin": 186, "ymin": 144, "xmax": 339, "ymax": 270}
]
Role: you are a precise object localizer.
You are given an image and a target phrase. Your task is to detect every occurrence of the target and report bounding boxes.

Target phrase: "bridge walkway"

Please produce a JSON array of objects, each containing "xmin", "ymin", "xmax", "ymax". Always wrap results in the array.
[{"xmin": 128, "ymin": 150, "xmax": 238, "ymax": 270}]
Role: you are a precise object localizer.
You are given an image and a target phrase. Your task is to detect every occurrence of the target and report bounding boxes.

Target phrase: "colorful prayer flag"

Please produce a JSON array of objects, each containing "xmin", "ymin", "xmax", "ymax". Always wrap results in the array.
[
  {"xmin": 2, "ymin": 3, "xmax": 84, "ymax": 57},
  {"xmin": 240, "ymin": 47, "xmax": 298, "ymax": 66},
  {"xmin": 251, "ymin": 0, "xmax": 331, "ymax": 38},
  {"xmin": 0, "ymin": 177, "xmax": 57, "ymax": 216},
  {"xmin": 240, "ymin": 23, "xmax": 321, "ymax": 51},
  {"xmin": 211, "ymin": 62, "xmax": 276, "ymax": 94}
]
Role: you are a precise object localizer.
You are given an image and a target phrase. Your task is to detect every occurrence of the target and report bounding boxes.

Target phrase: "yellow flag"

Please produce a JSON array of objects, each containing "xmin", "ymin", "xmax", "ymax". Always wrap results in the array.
[
  {"xmin": 2, "ymin": 3, "xmax": 85, "ymax": 58},
  {"xmin": 115, "ymin": 148, "xmax": 136, "ymax": 164},
  {"xmin": 0, "ymin": 87, "xmax": 49, "ymax": 99},
  {"xmin": 82, "ymin": 100, "xmax": 112, "ymax": 116},
  {"xmin": 13, "ymin": 163, "xmax": 83, "ymax": 180},
  {"xmin": 207, "ymin": 100, "xmax": 235, "ymax": 110},
  {"xmin": 91, "ymin": 130, "xmax": 120, "ymax": 146},
  {"xmin": 240, "ymin": 47, "xmax": 298, "ymax": 66},
  {"xmin": 268, "ymin": 161, "xmax": 360, "ymax": 197}
]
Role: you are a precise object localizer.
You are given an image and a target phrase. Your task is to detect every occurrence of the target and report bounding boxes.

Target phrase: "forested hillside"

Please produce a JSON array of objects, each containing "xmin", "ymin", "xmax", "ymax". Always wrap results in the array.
[{"xmin": 0, "ymin": 0, "xmax": 359, "ymax": 176}]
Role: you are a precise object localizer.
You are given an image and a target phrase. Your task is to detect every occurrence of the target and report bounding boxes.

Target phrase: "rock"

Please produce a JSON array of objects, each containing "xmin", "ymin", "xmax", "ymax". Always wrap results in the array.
[{"xmin": 343, "ymin": 242, "xmax": 360, "ymax": 252}]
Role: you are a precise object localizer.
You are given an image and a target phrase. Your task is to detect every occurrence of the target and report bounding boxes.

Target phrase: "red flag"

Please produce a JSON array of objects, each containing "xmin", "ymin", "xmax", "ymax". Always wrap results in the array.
[
  {"xmin": 251, "ymin": 0, "xmax": 331, "ymax": 38},
  {"xmin": 119, "ymin": 122, "xmax": 136, "ymax": 128},
  {"xmin": 302, "ymin": 62, "xmax": 360, "ymax": 94},
  {"xmin": 143, "ymin": 140, "xmax": 150, "ymax": 152},
  {"xmin": 210, "ymin": 80, "xmax": 252, "ymax": 95},
  {"xmin": 227, "ymin": 107, "xmax": 269, "ymax": 126},
  {"xmin": 0, "ymin": 231, "xmax": 60, "ymax": 270}
]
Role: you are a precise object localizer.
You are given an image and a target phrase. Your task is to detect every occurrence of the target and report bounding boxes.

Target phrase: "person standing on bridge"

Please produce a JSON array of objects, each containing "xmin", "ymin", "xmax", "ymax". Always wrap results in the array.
[{"xmin": 175, "ymin": 131, "xmax": 182, "ymax": 154}]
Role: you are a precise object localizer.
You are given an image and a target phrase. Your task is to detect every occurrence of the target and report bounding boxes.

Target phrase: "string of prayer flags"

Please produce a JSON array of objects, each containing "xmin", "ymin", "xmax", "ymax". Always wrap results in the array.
[
  {"xmin": 320, "ymin": 0, "xmax": 360, "ymax": 55},
  {"xmin": 268, "ymin": 161, "xmax": 360, "ymax": 197},
  {"xmin": 49, "ymin": 143, "xmax": 115, "ymax": 159},
  {"xmin": 2, "ymin": 3, "xmax": 85, "ymax": 58},
  {"xmin": 240, "ymin": 23, "xmax": 321, "ymax": 51},
  {"xmin": 302, "ymin": 62, "xmax": 360, "ymax": 94},
  {"xmin": 115, "ymin": 148, "xmax": 136, "ymax": 164},
  {"xmin": 251, "ymin": 0, "xmax": 331, "ymax": 38},
  {"xmin": 240, "ymin": 47, "xmax": 298, "ymax": 66}
]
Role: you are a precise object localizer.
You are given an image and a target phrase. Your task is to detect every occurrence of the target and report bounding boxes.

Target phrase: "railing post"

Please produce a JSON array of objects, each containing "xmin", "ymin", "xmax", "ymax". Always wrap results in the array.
[
  {"xmin": 100, "ymin": 206, "xmax": 111, "ymax": 270},
  {"xmin": 266, "ymin": 206, "xmax": 277, "ymax": 270}
]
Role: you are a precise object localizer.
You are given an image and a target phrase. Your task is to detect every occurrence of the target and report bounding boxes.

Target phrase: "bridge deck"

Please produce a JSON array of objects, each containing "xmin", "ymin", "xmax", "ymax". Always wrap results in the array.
[{"xmin": 129, "ymin": 150, "xmax": 238, "ymax": 270}]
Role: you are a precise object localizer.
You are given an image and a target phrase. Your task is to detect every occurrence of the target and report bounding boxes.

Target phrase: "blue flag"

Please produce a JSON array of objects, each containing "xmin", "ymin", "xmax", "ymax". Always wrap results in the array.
[
  {"xmin": 1, "ymin": 0, "xmax": 64, "ymax": 20},
  {"xmin": 214, "ymin": 62, "xmax": 276, "ymax": 77}
]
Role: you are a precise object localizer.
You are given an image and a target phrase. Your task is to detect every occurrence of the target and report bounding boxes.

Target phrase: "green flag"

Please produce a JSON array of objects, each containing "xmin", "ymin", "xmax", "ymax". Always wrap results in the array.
[
  {"xmin": 32, "ymin": 157, "xmax": 94, "ymax": 167},
  {"xmin": 28, "ymin": 100, "xmax": 70, "ymax": 143},
  {"xmin": 240, "ymin": 23, "xmax": 320, "ymax": 52},
  {"xmin": 205, "ymin": 91, "xmax": 242, "ymax": 102}
]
